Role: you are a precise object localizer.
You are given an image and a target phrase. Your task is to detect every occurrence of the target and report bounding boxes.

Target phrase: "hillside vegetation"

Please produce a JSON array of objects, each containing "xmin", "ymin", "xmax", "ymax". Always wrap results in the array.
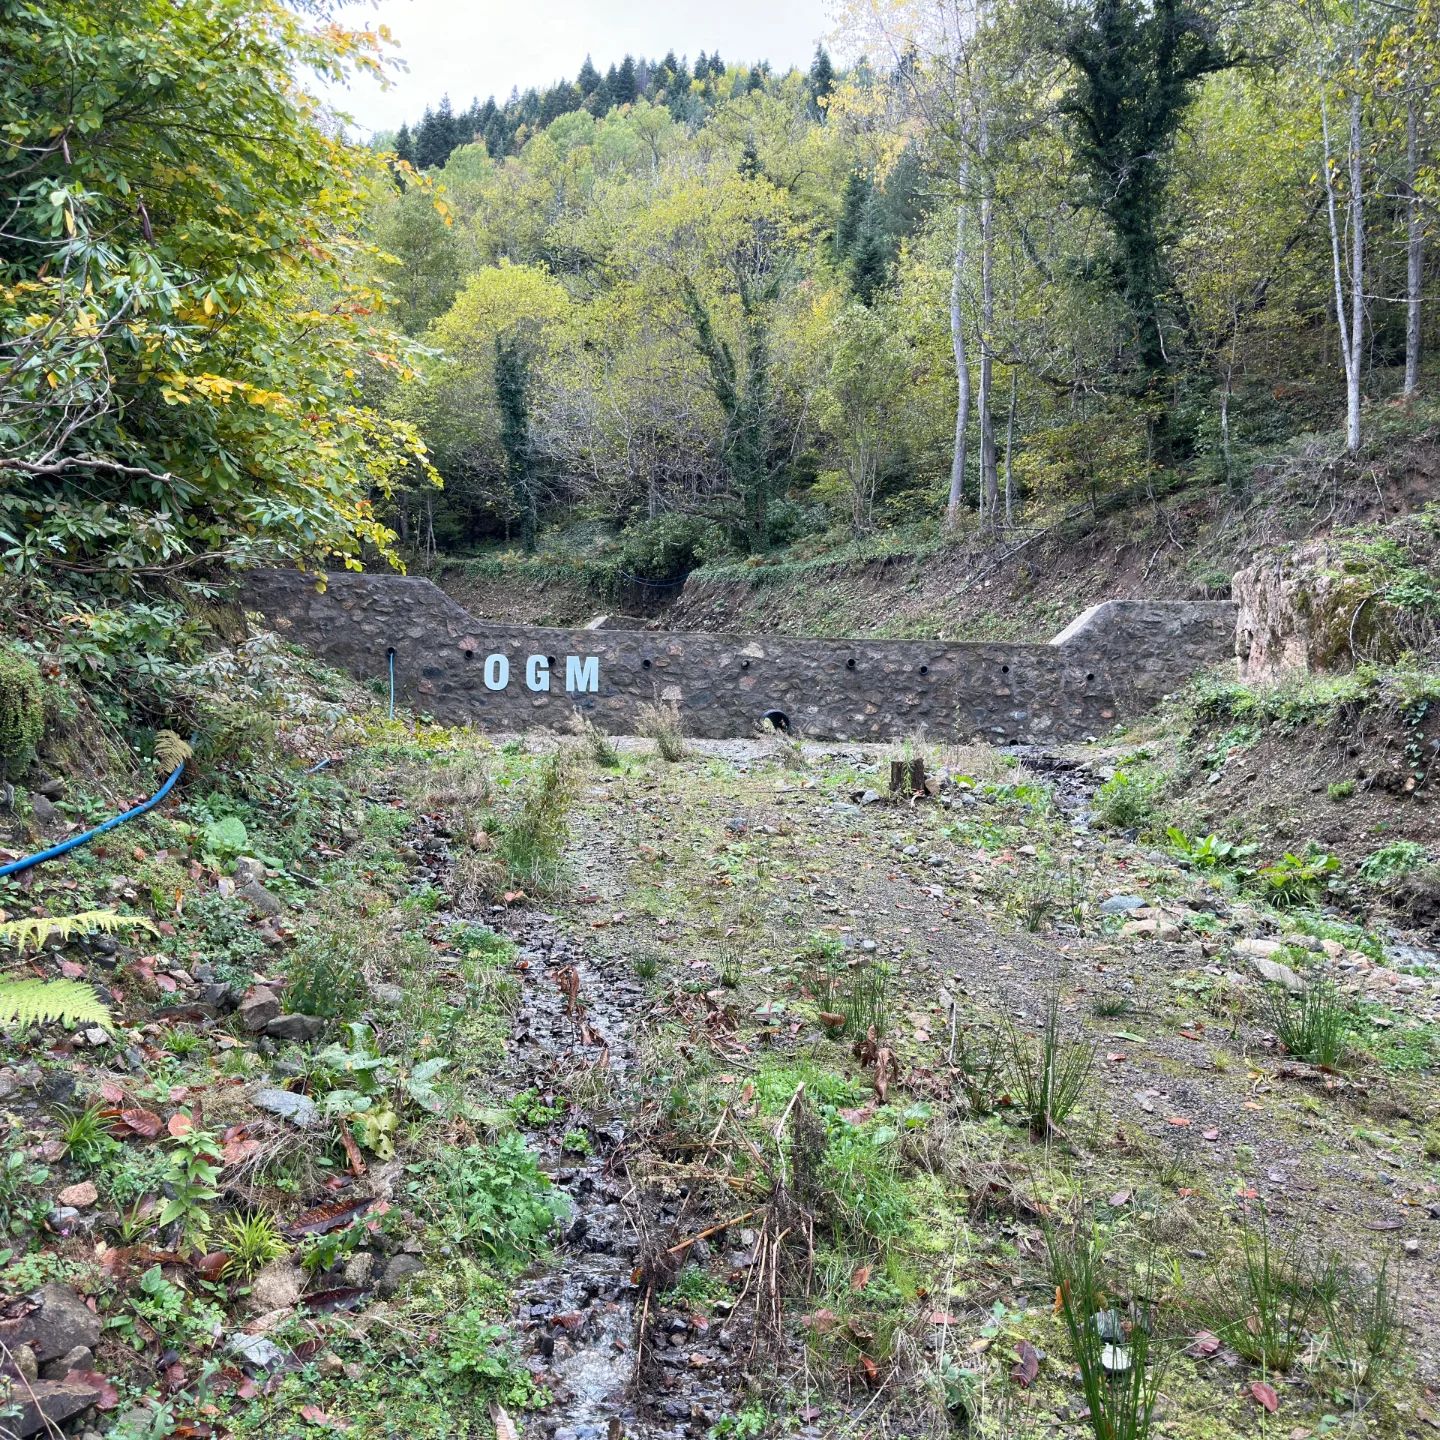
[{"xmin": 2, "ymin": 0, "xmax": 1440, "ymax": 1438}]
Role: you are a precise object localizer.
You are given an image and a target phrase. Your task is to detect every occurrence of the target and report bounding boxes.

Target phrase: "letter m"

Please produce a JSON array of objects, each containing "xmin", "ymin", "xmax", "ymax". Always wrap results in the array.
[{"xmin": 565, "ymin": 655, "xmax": 599, "ymax": 694}]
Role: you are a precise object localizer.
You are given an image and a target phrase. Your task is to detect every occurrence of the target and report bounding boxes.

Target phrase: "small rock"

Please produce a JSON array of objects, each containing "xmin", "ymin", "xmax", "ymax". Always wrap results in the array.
[
  {"xmin": 233, "ymin": 856, "xmax": 267, "ymax": 886},
  {"xmin": 377, "ymin": 1254, "xmax": 424, "ymax": 1298},
  {"xmin": 29, "ymin": 793, "xmax": 62, "ymax": 830},
  {"xmin": 858, "ymin": 789, "xmax": 882, "ymax": 805},
  {"xmin": 228, "ymin": 1332, "xmax": 286, "ymax": 1371},
  {"xmin": 1249, "ymin": 957, "xmax": 1307, "ymax": 994},
  {"xmin": 371, "ymin": 983, "xmax": 404, "ymax": 1006},
  {"xmin": 56, "ymin": 1182, "xmax": 97, "ymax": 1209},
  {"xmin": 1234, "ymin": 937, "xmax": 1285, "ymax": 961},
  {"xmin": 263, "ymin": 1013, "xmax": 324, "ymax": 1044},
  {"xmin": 247, "ymin": 1261, "xmax": 303, "ymax": 1314},
  {"xmin": 2, "ymin": 1342, "xmax": 39, "ymax": 1382},
  {"xmin": 39, "ymin": 1345, "xmax": 93, "ymax": 1380},
  {"xmin": 238, "ymin": 987, "xmax": 282, "ymax": 1031},
  {"xmin": 251, "ymin": 1087, "xmax": 319, "ymax": 1129},
  {"xmin": 82, "ymin": 1027, "xmax": 111, "ymax": 1047},
  {"xmin": 342, "ymin": 1251, "xmax": 382, "ymax": 1289},
  {"xmin": 236, "ymin": 879, "xmax": 284, "ymax": 917},
  {"xmin": 200, "ymin": 982, "xmax": 237, "ymax": 1010},
  {"xmin": 1099, "ymin": 895, "xmax": 1148, "ymax": 914}
]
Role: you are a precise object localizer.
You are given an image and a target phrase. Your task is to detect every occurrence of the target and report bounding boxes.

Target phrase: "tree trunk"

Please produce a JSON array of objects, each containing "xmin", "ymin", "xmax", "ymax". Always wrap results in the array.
[
  {"xmin": 977, "ymin": 114, "xmax": 998, "ymax": 533},
  {"xmin": 1347, "ymin": 89, "xmax": 1365, "ymax": 452},
  {"xmin": 1003, "ymin": 367, "xmax": 1017, "ymax": 526},
  {"xmin": 1404, "ymin": 92, "xmax": 1423, "ymax": 399},
  {"xmin": 944, "ymin": 177, "xmax": 971, "ymax": 528},
  {"xmin": 1320, "ymin": 85, "xmax": 1362, "ymax": 454}
]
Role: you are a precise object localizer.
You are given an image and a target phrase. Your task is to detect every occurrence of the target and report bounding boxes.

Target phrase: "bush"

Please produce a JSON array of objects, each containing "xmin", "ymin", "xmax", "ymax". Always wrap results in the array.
[
  {"xmin": 0, "ymin": 644, "xmax": 44, "ymax": 774},
  {"xmin": 615, "ymin": 513, "xmax": 727, "ymax": 583},
  {"xmin": 1093, "ymin": 768, "xmax": 1162, "ymax": 831},
  {"xmin": 636, "ymin": 700, "xmax": 686, "ymax": 762},
  {"xmin": 498, "ymin": 751, "xmax": 578, "ymax": 893}
]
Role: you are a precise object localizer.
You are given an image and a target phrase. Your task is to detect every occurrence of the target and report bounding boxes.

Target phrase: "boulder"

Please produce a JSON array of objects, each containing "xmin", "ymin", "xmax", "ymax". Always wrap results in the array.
[
  {"xmin": 236, "ymin": 879, "xmax": 284, "ymax": 917},
  {"xmin": 1250, "ymin": 957, "xmax": 1307, "ymax": 994},
  {"xmin": 0, "ymin": 1284, "xmax": 102, "ymax": 1363},
  {"xmin": 263, "ymin": 1013, "xmax": 324, "ymax": 1044},
  {"xmin": 377, "ymin": 1254, "xmax": 424, "ymax": 1298},
  {"xmin": 247, "ymin": 1261, "xmax": 303, "ymax": 1315},
  {"xmin": 0, "ymin": 1376, "xmax": 106, "ymax": 1437},
  {"xmin": 39, "ymin": 1345, "xmax": 94, "ymax": 1380}
]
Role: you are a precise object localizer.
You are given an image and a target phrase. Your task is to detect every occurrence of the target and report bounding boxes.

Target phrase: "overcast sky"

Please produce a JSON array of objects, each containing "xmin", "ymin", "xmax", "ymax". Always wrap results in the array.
[{"xmin": 329, "ymin": 0, "xmax": 835, "ymax": 136}]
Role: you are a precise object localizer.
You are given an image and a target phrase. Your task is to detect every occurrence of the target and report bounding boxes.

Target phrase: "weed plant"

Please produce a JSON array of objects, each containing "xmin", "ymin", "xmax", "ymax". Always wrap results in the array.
[
  {"xmin": 1047, "ymin": 1226, "xmax": 1169, "ymax": 1440},
  {"xmin": 636, "ymin": 699, "xmax": 687, "ymax": 761},
  {"xmin": 1266, "ymin": 980, "xmax": 1351, "ymax": 1066},
  {"xmin": 1002, "ymin": 990, "xmax": 1095, "ymax": 1138},
  {"xmin": 498, "ymin": 751, "xmax": 578, "ymax": 894}
]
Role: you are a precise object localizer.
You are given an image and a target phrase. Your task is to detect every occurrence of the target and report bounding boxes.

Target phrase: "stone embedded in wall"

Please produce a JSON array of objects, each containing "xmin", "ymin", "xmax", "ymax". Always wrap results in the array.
[{"xmin": 241, "ymin": 571, "xmax": 1236, "ymax": 744}]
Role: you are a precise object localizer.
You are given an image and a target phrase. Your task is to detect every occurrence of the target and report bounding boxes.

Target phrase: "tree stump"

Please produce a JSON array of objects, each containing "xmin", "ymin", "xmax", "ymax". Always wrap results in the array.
[{"xmin": 889, "ymin": 757, "xmax": 926, "ymax": 795}]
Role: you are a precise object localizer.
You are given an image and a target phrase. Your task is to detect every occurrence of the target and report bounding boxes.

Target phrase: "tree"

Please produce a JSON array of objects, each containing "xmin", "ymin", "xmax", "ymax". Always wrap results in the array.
[
  {"xmin": 1050, "ymin": 0, "xmax": 1233, "ymax": 385},
  {"xmin": 577, "ymin": 55, "xmax": 601, "ymax": 97},
  {"xmin": 616, "ymin": 55, "xmax": 639, "ymax": 105},
  {"xmin": 0, "ymin": 0, "xmax": 434, "ymax": 587},
  {"xmin": 809, "ymin": 44, "xmax": 837, "ymax": 117}
]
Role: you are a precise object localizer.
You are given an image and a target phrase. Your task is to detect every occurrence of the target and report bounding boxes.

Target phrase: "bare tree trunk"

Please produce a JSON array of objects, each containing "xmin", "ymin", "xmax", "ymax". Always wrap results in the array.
[
  {"xmin": 1003, "ymin": 366, "xmax": 1017, "ymax": 526},
  {"xmin": 1347, "ymin": 89, "xmax": 1365, "ymax": 451},
  {"xmin": 1404, "ymin": 91, "xmax": 1423, "ymax": 399},
  {"xmin": 977, "ymin": 113, "xmax": 998, "ymax": 533},
  {"xmin": 944, "ymin": 177, "xmax": 972, "ymax": 528},
  {"xmin": 1320, "ymin": 85, "xmax": 1362, "ymax": 454}
]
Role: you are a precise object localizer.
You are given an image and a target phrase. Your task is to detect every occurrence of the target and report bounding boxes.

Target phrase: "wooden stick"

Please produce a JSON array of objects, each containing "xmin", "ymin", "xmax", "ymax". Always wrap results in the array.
[{"xmin": 665, "ymin": 1206, "xmax": 763, "ymax": 1256}]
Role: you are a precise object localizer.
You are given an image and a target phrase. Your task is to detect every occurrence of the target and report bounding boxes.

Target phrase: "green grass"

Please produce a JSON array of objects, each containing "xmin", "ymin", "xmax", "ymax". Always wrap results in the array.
[{"xmin": 1265, "ymin": 980, "xmax": 1351, "ymax": 1067}]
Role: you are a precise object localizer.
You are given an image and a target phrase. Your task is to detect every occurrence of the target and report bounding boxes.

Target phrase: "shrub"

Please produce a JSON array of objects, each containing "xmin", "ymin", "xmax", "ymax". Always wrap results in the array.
[
  {"xmin": 0, "ymin": 644, "xmax": 44, "ymax": 774},
  {"xmin": 1093, "ymin": 768, "xmax": 1162, "ymax": 831},
  {"xmin": 283, "ymin": 930, "xmax": 366, "ymax": 1022},
  {"xmin": 1357, "ymin": 840, "xmax": 1429, "ymax": 886},
  {"xmin": 615, "ymin": 512, "xmax": 726, "ymax": 583},
  {"xmin": 1254, "ymin": 848, "xmax": 1340, "ymax": 909}
]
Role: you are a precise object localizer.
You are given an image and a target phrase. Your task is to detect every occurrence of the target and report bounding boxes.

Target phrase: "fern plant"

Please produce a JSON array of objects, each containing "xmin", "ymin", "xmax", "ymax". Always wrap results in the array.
[
  {"xmin": 0, "ymin": 978, "xmax": 111, "ymax": 1028},
  {"xmin": 0, "ymin": 909, "xmax": 154, "ymax": 1029},
  {"xmin": 153, "ymin": 729, "xmax": 194, "ymax": 770},
  {"xmin": 0, "ymin": 909, "xmax": 157, "ymax": 953}
]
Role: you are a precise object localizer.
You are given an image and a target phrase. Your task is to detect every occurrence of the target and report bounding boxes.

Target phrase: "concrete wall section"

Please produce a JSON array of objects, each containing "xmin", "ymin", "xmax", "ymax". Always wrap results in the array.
[{"xmin": 244, "ymin": 571, "xmax": 1235, "ymax": 743}]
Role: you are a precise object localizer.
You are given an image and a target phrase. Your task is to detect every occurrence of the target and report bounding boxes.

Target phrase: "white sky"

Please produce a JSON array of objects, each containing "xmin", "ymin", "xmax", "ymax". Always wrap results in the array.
[{"xmin": 329, "ymin": 0, "xmax": 835, "ymax": 136}]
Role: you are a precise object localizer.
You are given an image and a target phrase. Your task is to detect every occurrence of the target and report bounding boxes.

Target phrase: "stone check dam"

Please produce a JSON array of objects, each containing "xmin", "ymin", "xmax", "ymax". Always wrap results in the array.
[{"xmin": 245, "ymin": 571, "xmax": 1237, "ymax": 744}]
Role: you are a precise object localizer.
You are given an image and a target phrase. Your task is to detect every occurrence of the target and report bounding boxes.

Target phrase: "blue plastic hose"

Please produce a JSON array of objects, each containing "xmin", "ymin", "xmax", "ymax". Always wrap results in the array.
[
  {"xmin": 0, "ymin": 742, "xmax": 193, "ymax": 880},
  {"xmin": 387, "ymin": 647, "xmax": 395, "ymax": 721}
]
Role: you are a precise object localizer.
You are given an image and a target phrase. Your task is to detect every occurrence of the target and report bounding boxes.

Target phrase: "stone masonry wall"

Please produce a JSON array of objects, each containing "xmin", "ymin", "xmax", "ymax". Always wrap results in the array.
[{"xmin": 244, "ymin": 571, "xmax": 1235, "ymax": 744}]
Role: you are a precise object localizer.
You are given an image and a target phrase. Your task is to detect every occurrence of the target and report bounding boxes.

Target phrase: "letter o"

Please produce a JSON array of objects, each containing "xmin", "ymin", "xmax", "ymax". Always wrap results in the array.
[{"xmin": 483, "ymin": 654, "xmax": 510, "ymax": 691}]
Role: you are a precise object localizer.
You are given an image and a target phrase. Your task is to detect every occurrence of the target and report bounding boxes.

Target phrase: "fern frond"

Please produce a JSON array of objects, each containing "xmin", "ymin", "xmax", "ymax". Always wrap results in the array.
[
  {"xmin": 0, "ymin": 977, "xmax": 111, "ymax": 1029},
  {"xmin": 0, "ymin": 910, "xmax": 159, "ymax": 955},
  {"xmin": 154, "ymin": 729, "xmax": 193, "ymax": 769}
]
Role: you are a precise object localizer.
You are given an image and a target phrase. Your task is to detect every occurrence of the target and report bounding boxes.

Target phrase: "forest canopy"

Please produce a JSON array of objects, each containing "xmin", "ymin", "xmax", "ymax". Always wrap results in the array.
[{"xmin": 372, "ymin": 2, "xmax": 1437, "ymax": 563}]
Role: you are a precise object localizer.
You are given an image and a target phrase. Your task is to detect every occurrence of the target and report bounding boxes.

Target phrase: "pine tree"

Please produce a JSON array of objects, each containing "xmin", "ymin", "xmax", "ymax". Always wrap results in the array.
[
  {"xmin": 850, "ymin": 203, "xmax": 890, "ymax": 305},
  {"xmin": 739, "ymin": 137, "xmax": 762, "ymax": 180},
  {"xmin": 616, "ymin": 54, "xmax": 638, "ymax": 105},
  {"xmin": 807, "ymin": 44, "xmax": 835, "ymax": 118},
  {"xmin": 576, "ymin": 55, "xmax": 601, "ymax": 97},
  {"xmin": 495, "ymin": 339, "xmax": 536, "ymax": 552},
  {"xmin": 394, "ymin": 123, "xmax": 414, "ymax": 167},
  {"xmin": 414, "ymin": 106, "xmax": 442, "ymax": 168},
  {"xmin": 836, "ymin": 171, "xmax": 871, "ymax": 257}
]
